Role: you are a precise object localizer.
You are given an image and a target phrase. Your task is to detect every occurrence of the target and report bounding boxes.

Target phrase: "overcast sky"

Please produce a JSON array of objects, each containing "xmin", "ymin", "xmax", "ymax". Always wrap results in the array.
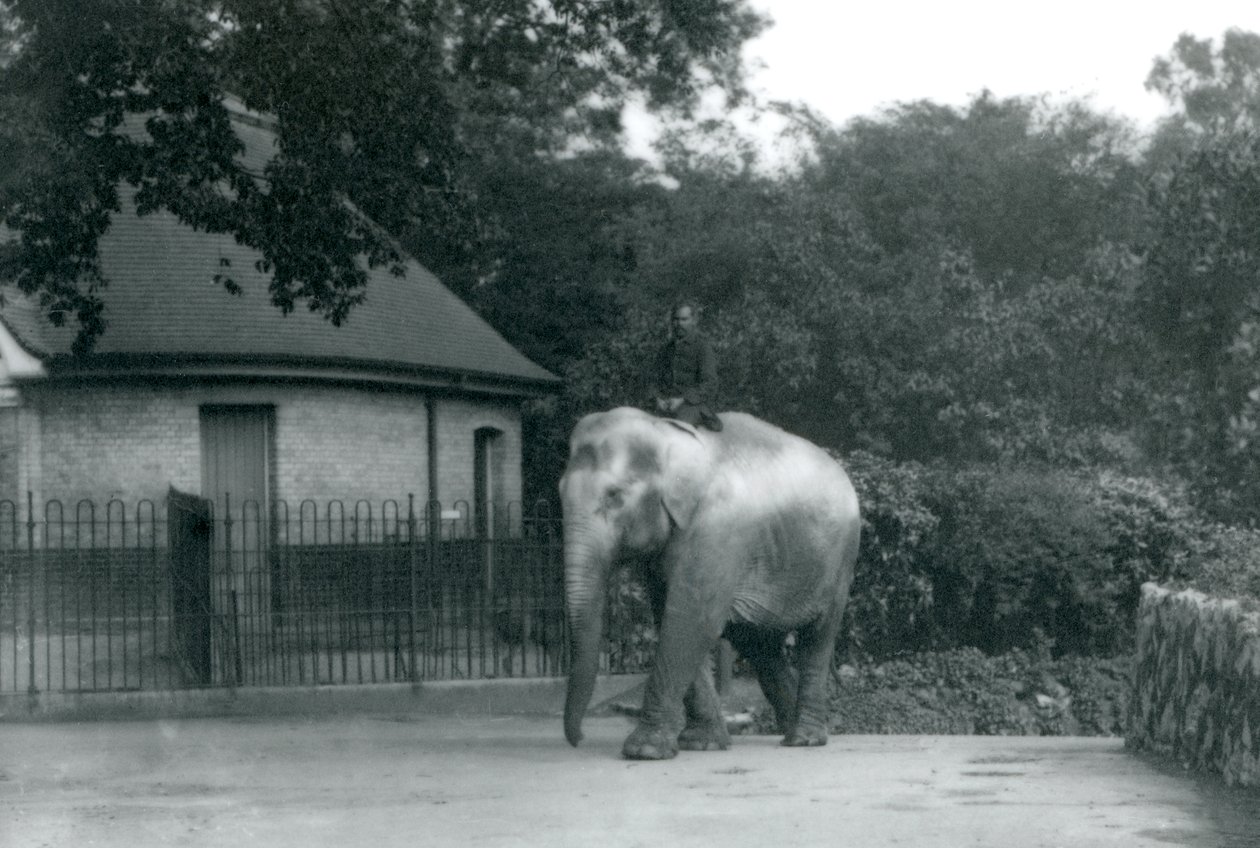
[
  {"xmin": 625, "ymin": 1, "xmax": 1260, "ymax": 166},
  {"xmin": 744, "ymin": 0, "xmax": 1259, "ymax": 127}
]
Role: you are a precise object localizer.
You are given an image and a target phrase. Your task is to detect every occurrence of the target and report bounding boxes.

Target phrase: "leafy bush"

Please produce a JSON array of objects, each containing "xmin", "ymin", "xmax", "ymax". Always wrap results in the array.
[
  {"xmin": 1087, "ymin": 470, "xmax": 1199, "ymax": 582},
  {"xmin": 926, "ymin": 467, "xmax": 1118, "ymax": 655},
  {"xmin": 926, "ymin": 466, "xmax": 1191, "ymax": 656},
  {"xmin": 840, "ymin": 450, "xmax": 940, "ymax": 659},
  {"xmin": 1173, "ymin": 524, "xmax": 1260, "ymax": 607},
  {"xmin": 840, "ymin": 457, "xmax": 1201, "ymax": 660}
]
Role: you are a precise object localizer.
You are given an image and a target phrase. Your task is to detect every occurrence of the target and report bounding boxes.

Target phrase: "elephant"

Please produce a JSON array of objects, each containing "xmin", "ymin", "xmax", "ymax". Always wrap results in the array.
[{"xmin": 560, "ymin": 406, "xmax": 861, "ymax": 760}]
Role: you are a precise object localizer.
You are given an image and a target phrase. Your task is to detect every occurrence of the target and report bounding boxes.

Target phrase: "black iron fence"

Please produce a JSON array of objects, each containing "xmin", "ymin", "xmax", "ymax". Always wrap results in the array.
[{"xmin": 0, "ymin": 492, "xmax": 653, "ymax": 695}]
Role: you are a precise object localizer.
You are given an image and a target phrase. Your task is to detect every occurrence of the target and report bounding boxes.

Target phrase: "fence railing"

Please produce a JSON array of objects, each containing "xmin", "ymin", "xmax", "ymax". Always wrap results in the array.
[{"xmin": 0, "ymin": 493, "xmax": 653, "ymax": 695}]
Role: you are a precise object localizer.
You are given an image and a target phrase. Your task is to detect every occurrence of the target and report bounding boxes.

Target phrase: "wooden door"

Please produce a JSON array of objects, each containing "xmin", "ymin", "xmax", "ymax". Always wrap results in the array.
[{"xmin": 199, "ymin": 405, "xmax": 272, "ymax": 527}]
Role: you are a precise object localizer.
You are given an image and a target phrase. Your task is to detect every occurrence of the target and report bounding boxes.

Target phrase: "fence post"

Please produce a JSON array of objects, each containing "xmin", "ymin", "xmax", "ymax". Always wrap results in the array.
[
  {"xmin": 223, "ymin": 492, "xmax": 242, "ymax": 686},
  {"xmin": 407, "ymin": 494, "xmax": 418, "ymax": 684},
  {"xmin": 428, "ymin": 499, "xmax": 442, "ymax": 679},
  {"xmin": 26, "ymin": 490, "xmax": 36, "ymax": 695}
]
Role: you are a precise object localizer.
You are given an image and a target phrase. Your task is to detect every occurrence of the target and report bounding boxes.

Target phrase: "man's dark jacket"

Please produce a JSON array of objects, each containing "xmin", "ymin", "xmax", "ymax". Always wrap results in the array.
[{"xmin": 649, "ymin": 332, "xmax": 722, "ymax": 429}]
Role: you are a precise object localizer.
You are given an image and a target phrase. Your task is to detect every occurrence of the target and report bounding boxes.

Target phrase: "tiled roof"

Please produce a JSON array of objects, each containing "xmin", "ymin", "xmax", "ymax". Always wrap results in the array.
[{"xmin": 0, "ymin": 102, "xmax": 558, "ymax": 392}]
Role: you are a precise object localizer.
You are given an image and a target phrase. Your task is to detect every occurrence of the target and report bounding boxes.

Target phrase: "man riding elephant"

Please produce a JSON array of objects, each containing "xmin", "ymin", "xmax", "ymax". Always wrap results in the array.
[{"xmin": 648, "ymin": 301, "xmax": 723, "ymax": 432}]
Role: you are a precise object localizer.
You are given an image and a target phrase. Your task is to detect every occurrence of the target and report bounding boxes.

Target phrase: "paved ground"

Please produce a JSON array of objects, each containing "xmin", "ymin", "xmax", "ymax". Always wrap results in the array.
[{"xmin": 3, "ymin": 711, "xmax": 1258, "ymax": 848}]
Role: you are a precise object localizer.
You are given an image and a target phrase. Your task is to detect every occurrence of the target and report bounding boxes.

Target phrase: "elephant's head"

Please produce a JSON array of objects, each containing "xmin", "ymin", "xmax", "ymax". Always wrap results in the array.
[{"xmin": 559, "ymin": 407, "xmax": 708, "ymax": 746}]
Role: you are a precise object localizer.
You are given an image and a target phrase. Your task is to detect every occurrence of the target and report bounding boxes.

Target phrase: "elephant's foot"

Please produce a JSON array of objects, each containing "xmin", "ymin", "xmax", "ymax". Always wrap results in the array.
[
  {"xmin": 678, "ymin": 720, "xmax": 731, "ymax": 752},
  {"xmin": 622, "ymin": 725, "xmax": 679, "ymax": 760},
  {"xmin": 782, "ymin": 724, "xmax": 828, "ymax": 747}
]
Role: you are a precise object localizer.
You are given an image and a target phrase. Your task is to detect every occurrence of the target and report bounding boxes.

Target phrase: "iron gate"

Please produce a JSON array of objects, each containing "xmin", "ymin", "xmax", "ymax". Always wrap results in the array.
[{"xmin": 168, "ymin": 487, "xmax": 214, "ymax": 685}]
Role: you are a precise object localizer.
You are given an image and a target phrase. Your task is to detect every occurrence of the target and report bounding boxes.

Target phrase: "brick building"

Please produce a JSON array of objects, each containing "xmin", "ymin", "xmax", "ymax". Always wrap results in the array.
[{"xmin": 0, "ymin": 103, "xmax": 558, "ymax": 530}]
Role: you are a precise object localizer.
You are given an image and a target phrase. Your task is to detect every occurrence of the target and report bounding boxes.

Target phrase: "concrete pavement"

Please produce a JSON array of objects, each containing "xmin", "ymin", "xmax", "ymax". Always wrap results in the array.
[{"xmin": 3, "ymin": 711, "xmax": 1258, "ymax": 848}]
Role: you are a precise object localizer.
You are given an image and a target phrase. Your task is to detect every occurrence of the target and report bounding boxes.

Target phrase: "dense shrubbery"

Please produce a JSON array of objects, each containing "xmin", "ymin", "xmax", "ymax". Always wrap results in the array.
[
  {"xmin": 1173, "ymin": 524, "xmax": 1260, "ymax": 607},
  {"xmin": 841, "ymin": 454, "xmax": 1201, "ymax": 661},
  {"xmin": 839, "ymin": 452, "xmax": 939, "ymax": 659}
]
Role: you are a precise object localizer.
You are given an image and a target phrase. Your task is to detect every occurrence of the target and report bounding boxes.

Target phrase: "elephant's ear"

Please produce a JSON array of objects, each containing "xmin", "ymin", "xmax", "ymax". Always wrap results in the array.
[{"xmin": 657, "ymin": 422, "xmax": 708, "ymax": 530}]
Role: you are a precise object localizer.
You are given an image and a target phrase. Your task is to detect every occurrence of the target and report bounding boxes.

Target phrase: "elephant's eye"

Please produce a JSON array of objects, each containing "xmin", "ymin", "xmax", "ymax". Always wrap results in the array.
[{"xmin": 604, "ymin": 486, "xmax": 624, "ymax": 507}]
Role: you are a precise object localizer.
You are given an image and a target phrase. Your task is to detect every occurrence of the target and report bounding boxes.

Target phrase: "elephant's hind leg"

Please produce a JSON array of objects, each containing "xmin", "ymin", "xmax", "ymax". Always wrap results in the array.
[
  {"xmin": 725, "ymin": 625, "xmax": 798, "ymax": 736},
  {"xmin": 677, "ymin": 661, "xmax": 730, "ymax": 751},
  {"xmin": 781, "ymin": 614, "xmax": 844, "ymax": 747}
]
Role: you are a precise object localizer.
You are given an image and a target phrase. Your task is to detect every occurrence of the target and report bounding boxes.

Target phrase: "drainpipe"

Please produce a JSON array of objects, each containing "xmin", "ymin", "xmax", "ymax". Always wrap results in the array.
[{"xmin": 425, "ymin": 394, "xmax": 438, "ymax": 510}]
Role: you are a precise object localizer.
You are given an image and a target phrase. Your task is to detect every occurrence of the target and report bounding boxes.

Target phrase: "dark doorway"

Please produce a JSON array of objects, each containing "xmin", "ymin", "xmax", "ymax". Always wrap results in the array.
[
  {"xmin": 474, "ymin": 427, "xmax": 505, "ymax": 539},
  {"xmin": 168, "ymin": 487, "xmax": 213, "ymax": 684}
]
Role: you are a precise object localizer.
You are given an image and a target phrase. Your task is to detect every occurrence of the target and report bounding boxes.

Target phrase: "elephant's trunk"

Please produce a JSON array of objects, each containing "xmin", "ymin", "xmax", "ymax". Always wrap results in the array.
[{"xmin": 563, "ymin": 533, "xmax": 611, "ymax": 747}]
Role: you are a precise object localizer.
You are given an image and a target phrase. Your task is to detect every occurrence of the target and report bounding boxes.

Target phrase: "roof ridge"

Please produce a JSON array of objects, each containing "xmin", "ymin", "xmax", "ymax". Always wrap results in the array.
[{"xmin": 221, "ymin": 93, "xmax": 278, "ymax": 132}]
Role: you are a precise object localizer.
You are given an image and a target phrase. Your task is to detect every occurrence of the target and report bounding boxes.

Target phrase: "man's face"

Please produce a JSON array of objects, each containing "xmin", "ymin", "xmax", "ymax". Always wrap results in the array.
[{"xmin": 670, "ymin": 306, "xmax": 696, "ymax": 339}]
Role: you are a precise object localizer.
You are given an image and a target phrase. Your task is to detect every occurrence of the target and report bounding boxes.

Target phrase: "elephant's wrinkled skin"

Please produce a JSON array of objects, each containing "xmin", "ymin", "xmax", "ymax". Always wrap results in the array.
[{"xmin": 560, "ymin": 407, "xmax": 860, "ymax": 760}]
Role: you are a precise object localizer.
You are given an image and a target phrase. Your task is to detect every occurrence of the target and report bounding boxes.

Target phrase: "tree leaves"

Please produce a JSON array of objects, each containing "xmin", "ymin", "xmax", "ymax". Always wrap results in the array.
[
  {"xmin": 808, "ymin": 92, "xmax": 1143, "ymax": 282},
  {"xmin": 0, "ymin": 0, "xmax": 764, "ymax": 351},
  {"xmin": 1147, "ymin": 29, "xmax": 1260, "ymax": 136},
  {"xmin": 1140, "ymin": 129, "xmax": 1260, "ymax": 518}
]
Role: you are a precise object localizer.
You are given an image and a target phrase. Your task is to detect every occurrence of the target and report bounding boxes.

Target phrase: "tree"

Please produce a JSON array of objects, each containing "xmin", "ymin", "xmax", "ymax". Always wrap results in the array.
[
  {"xmin": 1147, "ymin": 28, "xmax": 1260, "ymax": 136},
  {"xmin": 1139, "ymin": 130, "xmax": 1260, "ymax": 518},
  {"xmin": 0, "ymin": 0, "xmax": 766, "ymax": 352},
  {"xmin": 622, "ymin": 95, "xmax": 1151, "ymax": 464},
  {"xmin": 808, "ymin": 93, "xmax": 1144, "ymax": 284},
  {"xmin": 459, "ymin": 150, "xmax": 665, "ymax": 373},
  {"xmin": 472, "ymin": 86, "xmax": 1157, "ymax": 492},
  {"xmin": 1143, "ymin": 29, "xmax": 1260, "ymax": 179},
  {"xmin": 1137, "ymin": 30, "xmax": 1260, "ymax": 518}
]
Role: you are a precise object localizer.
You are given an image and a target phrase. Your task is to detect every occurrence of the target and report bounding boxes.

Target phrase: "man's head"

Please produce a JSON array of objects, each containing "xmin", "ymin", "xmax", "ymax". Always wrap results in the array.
[{"xmin": 670, "ymin": 302, "xmax": 698, "ymax": 340}]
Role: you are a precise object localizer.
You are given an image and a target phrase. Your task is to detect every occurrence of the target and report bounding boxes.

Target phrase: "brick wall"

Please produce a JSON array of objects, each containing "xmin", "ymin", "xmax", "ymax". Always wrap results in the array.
[
  {"xmin": 27, "ymin": 382, "xmax": 201, "ymax": 508},
  {"xmin": 433, "ymin": 396, "xmax": 524, "ymax": 528},
  {"xmin": 273, "ymin": 386, "xmax": 428, "ymax": 508},
  {"xmin": 15, "ymin": 380, "xmax": 524, "ymax": 518},
  {"xmin": 0, "ymin": 406, "xmax": 40, "ymax": 516}
]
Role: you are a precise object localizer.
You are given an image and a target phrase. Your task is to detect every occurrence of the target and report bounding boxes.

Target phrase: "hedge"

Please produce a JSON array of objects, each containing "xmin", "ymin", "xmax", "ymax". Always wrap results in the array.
[{"xmin": 841, "ymin": 453, "xmax": 1201, "ymax": 660}]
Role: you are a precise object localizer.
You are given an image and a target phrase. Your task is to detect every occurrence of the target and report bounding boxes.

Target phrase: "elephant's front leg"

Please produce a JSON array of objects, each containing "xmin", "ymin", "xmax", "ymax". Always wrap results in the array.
[
  {"xmin": 624, "ymin": 577, "xmax": 730, "ymax": 760},
  {"xmin": 677, "ymin": 661, "xmax": 730, "ymax": 752}
]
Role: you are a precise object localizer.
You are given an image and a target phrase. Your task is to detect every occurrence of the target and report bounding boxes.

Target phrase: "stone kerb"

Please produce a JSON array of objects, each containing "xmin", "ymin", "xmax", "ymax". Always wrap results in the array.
[{"xmin": 1127, "ymin": 582, "xmax": 1260, "ymax": 787}]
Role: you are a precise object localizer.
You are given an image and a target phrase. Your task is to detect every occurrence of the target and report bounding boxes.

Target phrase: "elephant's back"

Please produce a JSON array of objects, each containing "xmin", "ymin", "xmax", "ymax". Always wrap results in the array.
[
  {"xmin": 717, "ymin": 412, "xmax": 848, "ymax": 476},
  {"xmin": 714, "ymin": 412, "xmax": 858, "ymax": 520}
]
